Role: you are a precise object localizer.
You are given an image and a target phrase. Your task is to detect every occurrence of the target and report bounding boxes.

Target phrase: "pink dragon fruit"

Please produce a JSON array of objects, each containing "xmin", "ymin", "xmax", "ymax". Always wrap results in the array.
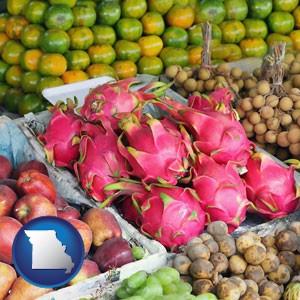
[
  {"xmin": 77, "ymin": 77, "xmax": 169, "ymax": 130},
  {"xmin": 242, "ymin": 151, "xmax": 300, "ymax": 220},
  {"xmin": 73, "ymin": 117, "xmax": 129, "ymax": 204},
  {"xmin": 192, "ymin": 153, "xmax": 251, "ymax": 233},
  {"xmin": 117, "ymin": 114, "xmax": 193, "ymax": 185},
  {"xmin": 138, "ymin": 184, "xmax": 206, "ymax": 251},
  {"xmin": 38, "ymin": 98, "xmax": 84, "ymax": 169},
  {"xmin": 152, "ymin": 94, "xmax": 254, "ymax": 167}
]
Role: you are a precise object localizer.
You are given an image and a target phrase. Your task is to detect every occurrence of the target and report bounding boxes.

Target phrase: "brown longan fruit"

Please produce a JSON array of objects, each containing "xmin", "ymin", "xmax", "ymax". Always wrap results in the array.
[
  {"xmin": 255, "ymin": 134, "xmax": 265, "ymax": 144},
  {"xmin": 198, "ymin": 67, "xmax": 211, "ymax": 81},
  {"xmin": 280, "ymin": 113, "xmax": 293, "ymax": 127},
  {"xmin": 287, "ymin": 127, "xmax": 300, "ymax": 144},
  {"xmin": 253, "ymin": 67, "xmax": 261, "ymax": 78},
  {"xmin": 175, "ymin": 70, "xmax": 189, "ymax": 85},
  {"xmin": 257, "ymin": 80, "xmax": 271, "ymax": 95},
  {"xmin": 294, "ymin": 99, "xmax": 300, "ymax": 109},
  {"xmin": 254, "ymin": 122, "xmax": 267, "ymax": 135},
  {"xmin": 215, "ymin": 62, "xmax": 230, "ymax": 75},
  {"xmin": 284, "ymin": 52, "xmax": 295, "ymax": 64},
  {"xmin": 248, "ymin": 111, "xmax": 261, "ymax": 124},
  {"xmin": 279, "ymin": 96, "xmax": 294, "ymax": 111},
  {"xmin": 290, "ymin": 60, "xmax": 300, "ymax": 74},
  {"xmin": 244, "ymin": 78, "xmax": 257, "ymax": 90},
  {"xmin": 266, "ymin": 117, "xmax": 280, "ymax": 130},
  {"xmin": 230, "ymin": 67, "xmax": 243, "ymax": 79},
  {"xmin": 204, "ymin": 79, "xmax": 216, "ymax": 91},
  {"xmin": 165, "ymin": 65, "xmax": 181, "ymax": 78},
  {"xmin": 239, "ymin": 97, "xmax": 253, "ymax": 112},
  {"xmin": 183, "ymin": 78, "xmax": 197, "ymax": 92},
  {"xmin": 176, "ymin": 87, "xmax": 189, "ymax": 98},
  {"xmin": 252, "ymin": 95, "xmax": 265, "ymax": 109},
  {"xmin": 297, "ymin": 115, "xmax": 300, "ymax": 126},
  {"xmin": 265, "ymin": 94, "xmax": 279, "ymax": 107},
  {"xmin": 283, "ymin": 80, "xmax": 293, "ymax": 91},
  {"xmin": 260, "ymin": 106, "xmax": 274, "ymax": 119},
  {"xmin": 248, "ymin": 87, "xmax": 258, "ymax": 98},
  {"xmin": 196, "ymin": 80, "xmax": 204, "ymax": 92},
  {"xmin": 236, "ymin": 106, "xmax": 246, "ymax": 119},
  {"xmin": 288, "ymin": 88, "xmax": 300, "ymax": 101},
  {"xmin": 289, "ymin": 142, "xmax": 300, "ymax": 156},
  {"xmin": 277, "ymin": 131, "xmax": 290, "ymax": 147},
  {"xmin": 264, "ymin": 130, "xmax": 277, "ymax": 144},
  {"xmin": 292, "ymin": 74, "xmax": 300, "ymax": 88}
]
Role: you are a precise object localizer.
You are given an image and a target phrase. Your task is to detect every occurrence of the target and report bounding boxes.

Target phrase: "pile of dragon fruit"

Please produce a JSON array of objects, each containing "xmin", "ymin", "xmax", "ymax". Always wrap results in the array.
[{"xmin": 38, "ymin": 77, "xmax": 300, "ymax": 251}]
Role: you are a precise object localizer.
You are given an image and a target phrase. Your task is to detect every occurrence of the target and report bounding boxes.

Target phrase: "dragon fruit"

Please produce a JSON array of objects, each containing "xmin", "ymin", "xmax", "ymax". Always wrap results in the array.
[
  {"xmin": 242, "ymin": 151, "xmax": 300, "ymax": 220},
  {"xmin": 73, "ymin": 117, "xmax": 129, "ymax": 204},
  {"xmin": 117, "ymin": 114, "xmax": 193, "ymax": 185},
  {"xmin": 152, "ymin": 94, "xmax": 254, "ymax": 167},
  {"xmin": 192, "ymin": 153, "xmax": 251, "ymax": 233},
  {"xmin": 38, "ymin": 98, "xmax": 84, "ymax": 169},
  {"xmin": 77, "ymin": 77, "xmax": 170, "ymax": 130}
]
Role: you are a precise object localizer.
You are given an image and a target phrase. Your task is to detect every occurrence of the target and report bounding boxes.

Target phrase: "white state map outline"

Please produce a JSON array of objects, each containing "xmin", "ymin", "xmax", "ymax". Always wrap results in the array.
[{"xmin": 25, "ymin": 230, "xmax": 75, "ymax": 274}]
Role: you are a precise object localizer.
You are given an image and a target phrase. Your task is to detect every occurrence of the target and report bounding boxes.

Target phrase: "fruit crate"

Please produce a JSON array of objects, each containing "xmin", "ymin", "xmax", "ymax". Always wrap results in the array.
[{"xmin": 0, "ymin": 113, "xmax": 168, "ymax": 300}]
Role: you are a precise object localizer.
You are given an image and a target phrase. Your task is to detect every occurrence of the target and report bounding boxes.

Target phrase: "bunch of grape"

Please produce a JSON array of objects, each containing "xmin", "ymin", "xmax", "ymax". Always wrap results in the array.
[{"xmin": 115, "ymin": 267, "xmax": 217, "ymax": 300}]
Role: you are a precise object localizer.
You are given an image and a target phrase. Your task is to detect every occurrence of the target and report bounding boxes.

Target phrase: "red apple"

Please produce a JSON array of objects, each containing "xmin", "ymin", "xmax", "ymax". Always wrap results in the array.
[
  {"xmin": 57, "ymin": 205, "xmax": 81, "ymax": 220},
  {"xmin": 92, "ymin": 237, "xmax": 134, "ymax": 272},
  {"xmin": 53, "ymin": 196, "xmax": 69, "ymax": 208},
  {"xmin": 16, "ymin": 170, "xmax": 57, "ymax": 203},
  {"xmin": 12, "ymin": 159, "xmax": 49, "ymax": 179},
  {"xmin": 81, "ymin": 208, "xmax": 122, "ymax": 248},
  {"xmin": 67, "ymin": 259, "xmax": 101, "ymax": 286},
  {"xmin": 13, "ymin": 194, "xmax": 57, "ymax": 224},
  {"xmin": 5, "ymin": 276, "xmax": 53, "ymax": 300},
  {"xmin": 0, "ymin": 179, "xmax": 18, "ymax": 194},
  {"xmin": 0, "ymin": 184, "xmax": 18, "ymax": 217},
  {"xmin": 67, "ymin": 219, "xmax": 93, "ymax": 256},
  {"xmin": 0, "ymin": 155, "xmax": 13, "ymax": 180},
  {"xmin": 0, "ymin": 262, "xmax": 17, "ymax": 299},
  {"xmin": 0, "ymin": 216, "xmax": 22, "ymax": 264}
]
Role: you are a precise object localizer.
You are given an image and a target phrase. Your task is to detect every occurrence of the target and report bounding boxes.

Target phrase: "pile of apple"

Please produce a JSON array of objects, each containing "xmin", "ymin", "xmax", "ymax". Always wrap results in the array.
[{"xmin": 0, "ymin": 154, "xmax": 140, "ymax": 300}]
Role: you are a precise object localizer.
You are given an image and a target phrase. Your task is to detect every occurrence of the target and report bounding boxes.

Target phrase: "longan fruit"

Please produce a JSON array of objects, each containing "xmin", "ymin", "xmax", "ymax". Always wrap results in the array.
[
  {"xmin": 254, "ymin": 122, "xmax": 267, "ymax": 135},
  {"xmin": 280, "ymin": 113, "xmax": 293, "ymax": 127},
  {"xmin": 239, "ymin": 98, "xmax": 253, "ymax": 112},
  {"xmin": 292, "ymin": 74, "xmax": 300, "ymax": 88},
  {"xmin": 183, "ymin": 78, "xmax": 197, "ymax": 92},
  {"xmin": 276, "ymin": 147, "xmax": 290, "ymax": 160},
  {"xmin": 277, "ymin": 131, "xmax": 290, "ymax": 148},
  {"xmin": 264, "ymin": 130, "xmax": 277, "ymax": 144},
  {"xmin": 257, "ymin": 80, "xmax": 271, "ymax": 95},
  {"xmin": 279, "ymin": 96, "xmax": 294, "ymax": 111},
  {"xmin": 289, "ymin": 143, "xmax": 300, "ymax": 156},
  {"xmin": 165, "ymin": 65, "xmax": 181, "ymax": 78},
  {"xmin": 198, "ymin": 68, "xmax": 211, "ymax": 81},
  {"xmin": 244, "ymin": 78, "xmax": 257, "ymax": 90},
  {"xmin": 248, "ymin": 111, "xmax": 261, "ymax": 125},
  {"xmin": 176, "ymin": 87, "xmax": 189, "ymax": 98},
  {"xmin": 255, "ymin": 134, "xmax": 265, "ymax": 144},
  {"xmin": 260, "ymin": 106, "xmax": 274, "ymax": 119},
  {"xmin": 298, "ymin": 115, "xmax": 300, "ymax": 126},
  {"xmin": 242, "ymin": 119, "xmax": 254, "ymax": 133},
  {"xmin": 287, "ymin": 127, "xmax": 300, "ymax": 144},
  {"xmin": 252, "ymin": 95, "xmax": 265, "ymax": 109},
  {"xmin": 204, "ymin": 79, "xmax": 216, "ymax": 91},
  {"xmin": 230, "ymin": 67, "xmax": 243, "ymax": 80},
  {"xmin": 265, "ymin": 94, "xmax": 279, "ymax": 108},
  {"xmin": 288, "ymin": 88, "xmax": 300, "ymax": 101},
  {"xmin": 215, "ymin": 62, "xmax": 230, "ymax": 75},
  {"xmin": 290, "ymin": 60, "xmax": 300, "ymax": 74},
  {"xmin": 196, "ymin": 80, "xmax": 204, "ymax": 92},
  {"xmin": 236, "ymin": 107, "xmax": 246, "ymax": 119},
  {"xmin": 253, "ymin": 67, "xmax": 261, "ymax": 78},
  {"xmin": 183, "ymin": 66, "xmax": 193, "ymax": 78},
  {"xmin": 175, "ymin": 70, "xmax": 189, "ymax": 85},
  {"xmin": 191, "ymin": 91, "xmax": 201, "ymax": 97},
  {"xmin": 264, "ymin": 144, "xmax": 277, "ymax": 155},
  {"xmin": 294, "ymin": 99, "xmax": 300, "ymax": 109},
  {"xmin": 283, "ymin": 80, "xmax": 293, "ymax": 91},
  {"xmin": 266, "ymin": 117, "xmax": 280, "ymax": 131},
  {"xmin": 284, "ymin": 52, "xmax": 295, "ymax": 64},
  {"xmin": 248, "ymin": 87, "xmax": 258, "ymax": 98},
  {"xmin": 241, "ymin": 71, "xmax": 251, "ymax": 80},
  {"xmin": 231, "ymin": 83, "xmax": 239, "ymax": 94}
]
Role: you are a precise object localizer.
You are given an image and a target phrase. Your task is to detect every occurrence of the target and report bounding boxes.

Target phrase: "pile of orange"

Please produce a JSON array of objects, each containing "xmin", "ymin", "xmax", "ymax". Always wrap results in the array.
[{"xmin": 1, "ymin": 0, "xmax": 300, "ymax": 115}]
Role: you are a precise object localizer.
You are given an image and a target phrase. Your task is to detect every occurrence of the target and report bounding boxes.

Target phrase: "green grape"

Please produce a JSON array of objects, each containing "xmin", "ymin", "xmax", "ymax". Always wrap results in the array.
[
  {"xmin": 131, "ymin": 246, "xmax": 145, "ymax": 260},
  {"xmin": 195, "ymin": 293, "xmax": 218, "ymax": 300},
  {"xmin": 123, "ymin": 296, "xmax": 145, "ymax": 300},
  {"xmin": 176, "ymin": 280, "xmax": 193, "ymax": 295},
  {"xmin": 152, "ymin": 267, "xmax": 180, "ymax": 286},
  {"xmin": 162, "ymin": 282, "xmax": 178, "ymax": 295},
  {"xmin": 134, "ymin": 280, "xmax": 163, "ymax": 299},
  {"xmin": 127, "ymin": 270, "xmax": 148, "ymax": 290},
  {"xmin": 156, "ymin": 295, "xmax": 188, "ymax": 300},
  {"xmin": 115, "ymin": 286, "xmax": 131, "ymax": 299},
  {"xmin": 146, "ymin": 274, "xmax": 162, "ymax": 286}
]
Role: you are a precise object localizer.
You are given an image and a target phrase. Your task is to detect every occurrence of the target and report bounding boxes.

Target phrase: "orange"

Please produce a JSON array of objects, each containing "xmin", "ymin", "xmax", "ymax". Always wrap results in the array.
[
  {"xmin": 20, "ymin": 24, "xmax": 45, "ymax": 49},
  {"xmin": 121, "ymin": 0, "xmax": 147, "ymax": 18},
  {"xmin": 290, "ymin": 30, "xmax": 300, "ymax": 50},
  {"xmin": 159, "ymin": 46, "xmax": 189, "ymax": 67},
  {"xmin": 239, "ymin": 38, "xmax": 268, "ymax": 57},
  {"xmin": 226, "ymin": 43, "xmax": 243, "ymax": 61},
  {"xmin": 44, "ymin": 4, "xmax": 74, "ymax": 31},
  {"xmin": 49, "ymin": 0, "xmax": 77, "ymax": 8},
  {"xmin": 162, "ymin": 26, "xmax": 189, "ymax": 49},
  {"xmin": 86, "ymin": 63, "xmax": 116, "ymax": 79},
  {"xmin": 211, "ymin": 43, "xmax": 231, "ymax": 60},
  {"xmin": 18, "ymin": 93, "xmax": 43, "ymax": 116},
  {"xmin": 3, "ymin": 88, "xmax": 24, "ymax": 113},
  {"xmin": 68, "ymin": 26, "xmax": 94, "ymax": 50},
  {"xmin": 87, "ymin": 44, "xmax": 116, "ymax": 65},
  {"xmin": 165, "ymin": 4, "xmax": 195, "ymax": 29},
  {"xmin": 5, "ymin": 15, "xmax": 29, "ymax": 39},
  {"xmin": 219, "ymin": 20, "xmax": 246, "ymax": 44},
  {"xmin": 40, "ymin": 28, "xmax": 70, "ymax": 54},
  {"xmin": 0, "ymin": 13, "xmax": 9, "ymax": 32},
  {"xmin": 24, "ymin": 1, "xmax": 49, "ymax": 24},
  {"xmin": 61, "ymin": 70, "xmax": 89, "ymax": 84},
  {"xmin": 64, "ymin": 50, "xmax": 91, "ymax": 70},
  {"xmin": 140, "ymin": 11, "xmax": 165, "ymax": 36},
  {"xmin": 114, "ymin": 40, "xmax": 141, "ymax": 63},
  {"xmin": 20, "ymin": 49, "xmax": 43, "ymax": 71},
  {"xmin": 0, "ymin": 83, "xmax": 9, "ymax": 105},
  {"xmin": 112, "ymin": 60, "xmax": 137, "ymax": 80},
  {"xmin": 137, "ymin": 35, "xmax": 163, "ymax": 57},
  {"xmin": 293, "ymin": 6, "xmax": 300, "ymax": 28},
  {"xmin": 36, "ymin": 76, "xmax": 64, "ymax": 96},
  {"xmin": 7, "ymin": 0, "xmax": 31, "ymax": 16},
  {"xmin": 187, "ymin": 45, "xmax": 202, "ymax": 65},
  {"xmin": 137, "ymin": 56, "xmax": 164, "ymax": 76},
  {"xmin": 2, "ymin": 40, "xmax": 25, "ymax": 65},
  {"xmin": 5, "ymin": 65, "xmax": 24, "ymax": 88},
  {"xmin": 0, "ymin": 59, "xmax": 9, "ymax": 82},
  {"xmin": 115, "ymin": 18, "xmax": 143, "ymax": 42},
  {"xmin": 72, "ymin": 5, "xmax": 97, "ymax": 27},
  {"xmin": 21, "ymin": 71, "xmax": 42, "ymax": 93},
  {"xmin": 265, "ymin": 33, "xmax": 293, "ymax": 52},
  {"xmin": 96, "ymin": 0, "xmax": 121, "ymax": 26},
  {"xmin": 38, "ymin": 53, "xmax": 67, "ymax": 76},
  {"xmin": 147, "ymin": 0, "xmax": 175, "ymax": 15},
  {"xmin": 91, "ymin": 24, "xmax": 116, "ymax": 46},
  {"xmin": 0, "ymin": 32, "xmax": 9, "ymax": 53}
]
